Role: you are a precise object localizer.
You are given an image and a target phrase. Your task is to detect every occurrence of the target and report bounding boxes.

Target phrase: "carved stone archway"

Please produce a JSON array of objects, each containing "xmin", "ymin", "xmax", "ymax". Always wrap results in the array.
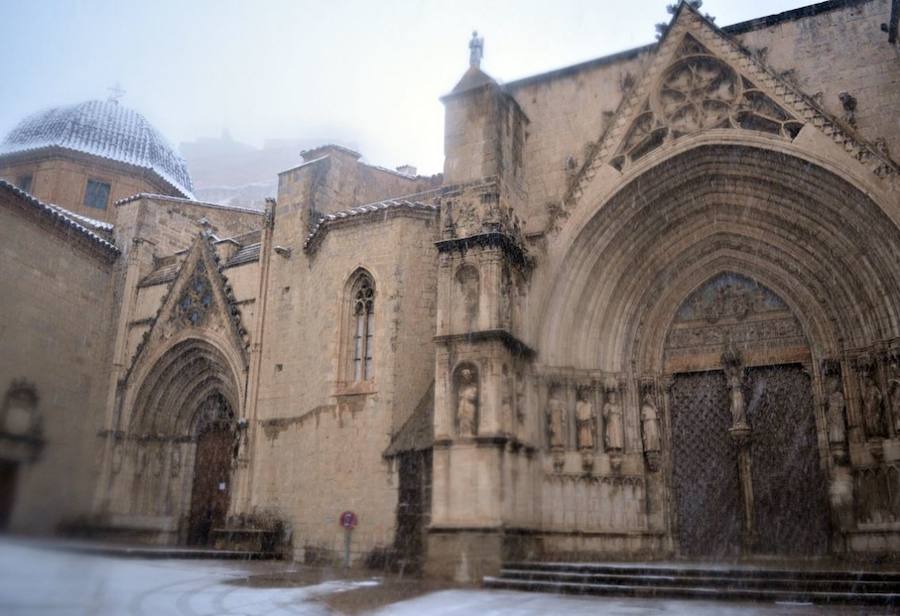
[
  {"xmin": 534, "ymin": 143, "xmax": 900, "ymax": 560},
  {"xmin": 105, "ymin": 338, "xmax": 244, "ymax": 544},
  {"xmin": 540, "ymin": 144, "xmax": 900, "ymax": 371}
]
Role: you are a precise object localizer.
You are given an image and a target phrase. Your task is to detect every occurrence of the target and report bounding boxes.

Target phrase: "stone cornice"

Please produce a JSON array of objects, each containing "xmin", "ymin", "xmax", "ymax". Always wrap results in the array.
[
  {"xmin": 434, "ymin": 329, "xmax": 536, "ymax": 359},
  {"xmin": 435, "ymin": 232, "xmax": 533, "ymax": 270}
]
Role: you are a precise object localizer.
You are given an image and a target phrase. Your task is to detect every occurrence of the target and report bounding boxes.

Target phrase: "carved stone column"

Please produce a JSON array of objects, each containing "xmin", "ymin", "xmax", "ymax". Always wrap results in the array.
[{"xmin": 722, "ymin": 347, "xmax": 755, "ymax": 553}]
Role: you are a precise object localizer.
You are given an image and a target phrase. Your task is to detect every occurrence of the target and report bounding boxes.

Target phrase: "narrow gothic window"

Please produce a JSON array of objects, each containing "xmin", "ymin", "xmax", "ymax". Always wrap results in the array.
[{"xmin": 351, "ymin": 274, "xmax": 375, "ymax": 381}]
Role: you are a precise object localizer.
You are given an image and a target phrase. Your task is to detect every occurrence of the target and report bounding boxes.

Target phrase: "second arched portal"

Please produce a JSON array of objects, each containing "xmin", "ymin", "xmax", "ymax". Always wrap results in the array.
[{"xmin": 108, "ymin": 338, "xmax": 244, "ymax": 545}]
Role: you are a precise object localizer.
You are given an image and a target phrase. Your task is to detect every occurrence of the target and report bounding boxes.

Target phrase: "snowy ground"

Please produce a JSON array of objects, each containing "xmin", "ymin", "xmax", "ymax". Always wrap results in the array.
[{"xmin": 0, "ymin": 538, "xmax": 888, "ymax": 615}]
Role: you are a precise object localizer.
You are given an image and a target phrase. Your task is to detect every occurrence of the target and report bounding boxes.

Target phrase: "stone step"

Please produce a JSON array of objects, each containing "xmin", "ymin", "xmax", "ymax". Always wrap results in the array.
[
  {"xmin": 503, "ymin": 561, "xmax": 900, "ymax": 582},
  {"xmin": 485, "ymin": 562, "xmax": 900, "ymax": 606},
  {"xmin": 483, "ymin": 576, "xmax": 900, "ymax": 606},
  {"xmin": 498, "ymin": 568, "xmax": 897, "ymax": 593}
]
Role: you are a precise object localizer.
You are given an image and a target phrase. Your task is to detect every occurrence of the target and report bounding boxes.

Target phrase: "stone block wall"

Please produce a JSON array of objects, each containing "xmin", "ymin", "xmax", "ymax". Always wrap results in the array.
[
  {"xmin": 0, "ymin": 194, "xmax": 116, "ymax": 533},
  {"xmin": 248, "ymin": 210, "xmax": 438, "ymax": 563}
]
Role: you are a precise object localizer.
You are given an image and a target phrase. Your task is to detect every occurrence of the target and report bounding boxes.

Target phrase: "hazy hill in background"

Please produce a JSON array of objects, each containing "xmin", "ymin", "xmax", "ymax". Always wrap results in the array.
[{"xmin": 180, "ymin": 132, "xmax": 358, "ymax": 209}]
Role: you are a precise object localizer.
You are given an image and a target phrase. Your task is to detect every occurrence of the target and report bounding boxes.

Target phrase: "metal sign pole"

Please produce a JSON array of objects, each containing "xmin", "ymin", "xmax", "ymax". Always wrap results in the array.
[{"xmin": 344, "ymin": 527, "xmax": 351, "ymax": 569}]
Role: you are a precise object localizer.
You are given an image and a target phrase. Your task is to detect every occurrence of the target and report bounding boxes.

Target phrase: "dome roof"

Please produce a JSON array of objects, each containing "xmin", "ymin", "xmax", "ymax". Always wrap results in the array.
[{"xmin": 0, "ymin": 99, "xmax": 193, "ymax": 198}]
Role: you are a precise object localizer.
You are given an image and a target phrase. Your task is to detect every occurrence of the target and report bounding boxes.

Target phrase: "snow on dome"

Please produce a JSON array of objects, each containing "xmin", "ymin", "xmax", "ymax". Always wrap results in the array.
[{"xmin": 0, "ymin": 100, "xmax": 194, "ymax": 198}]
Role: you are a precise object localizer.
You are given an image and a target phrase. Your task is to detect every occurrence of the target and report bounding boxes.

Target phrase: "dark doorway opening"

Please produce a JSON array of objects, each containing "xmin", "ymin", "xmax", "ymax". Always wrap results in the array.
[
  {"xmin": 187, "ymin": 425, "xmax": 233, "ymax": 546},
  {"xmin": 0, "ymin": 460, "xmax": 18, "ymax": 530},
  {"xmin": 393, "ymin": 449, "xmax": 432, "ymax": 572}
]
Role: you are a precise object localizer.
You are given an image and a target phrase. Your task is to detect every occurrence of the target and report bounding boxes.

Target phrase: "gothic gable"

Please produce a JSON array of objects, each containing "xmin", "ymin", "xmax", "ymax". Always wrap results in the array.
[
  {"xmin": 124, "ymin": 234, "xmax": 250, "ymax": 384},
  {"xmin": 566, "ymin": 2, "xmax": 897, "ymax": 207},
  {"xmin": 611, "ymin": 33, "xmax": 803, "ymax": 171}
]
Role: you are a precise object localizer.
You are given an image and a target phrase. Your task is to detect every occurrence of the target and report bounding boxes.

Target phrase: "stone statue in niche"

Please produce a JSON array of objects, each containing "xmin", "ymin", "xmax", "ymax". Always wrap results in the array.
[
  {"xmin": 889, "ymin": 364, "xmax": 900, "ymax": 434},
  {"xmin": 546, "ymin": 386, "xmax": 566, "ymax": 450},
  {"xmin": 170, "ymin": 447, "xmax": 182, "ymax": 478},
  {"xmin": 825, "ymin": 374, "xmax": 847, "ymax": 448},
  {"xmin": 111, "ymin": 440, "xmax": 124, "ymax": 474},
  {"xmin": 891, "ymin": 384, "xmax": 900, "ymax": 434},
  {"xmin": 603, "ymin": 385, "xmax": 624, "ymax": 453},
  {"xmin": 640, "ymin": 392, "xmax": 662, "ymax": 472},
  {"xmin": 722, "ymin": 347, "xmax": 749, "ymax": 431},
  {"xmin": 575, "ymin": 388, "xmax": 595, "ymax": 451},
  {"xmin": 575, "ymin": 387, "xmax": 595, "ymax": 471},
  {"xmin": 500, "ymin": 265, "xmax": 512, "ymax": 331},
  {"xmin": 861, "ymin": 374, "xmax": 885, "ymax": 438},
  {"xmin": 456, "ymin": 367, "xmax": 479, "ymax": 438},
  {"xmin": 514, "ymin": 370, "xmax": 526, "ymax": 426},
  {"xmin": 500, "ymin": 365, "xmax": 514, "ymax": 435}
]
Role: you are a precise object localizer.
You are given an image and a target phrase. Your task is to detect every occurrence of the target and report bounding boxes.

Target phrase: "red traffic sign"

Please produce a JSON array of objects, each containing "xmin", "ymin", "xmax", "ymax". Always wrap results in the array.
[{"xmin": 339, "ymin": 510, "xmax": 358, "ymax": 529}]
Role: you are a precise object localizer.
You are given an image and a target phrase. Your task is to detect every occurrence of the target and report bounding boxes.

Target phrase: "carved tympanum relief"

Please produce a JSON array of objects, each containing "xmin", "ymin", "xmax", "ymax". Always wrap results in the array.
[
  {"xmin": 612, "ymin": 34, "xmax": 803, "ymax": 171},
  {"xmin": 664, "ymin": 273, "xmax": 805, "ymax": 369},
  {"xmin": 455, "ymin": 365, "xmax": 479, "ymax": 438}
]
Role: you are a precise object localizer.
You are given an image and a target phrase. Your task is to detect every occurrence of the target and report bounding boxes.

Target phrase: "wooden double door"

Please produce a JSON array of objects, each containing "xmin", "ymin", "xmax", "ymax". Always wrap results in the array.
[{"xmin": 669, "ymin": 365, "xmax": 830, "ymax": 559}]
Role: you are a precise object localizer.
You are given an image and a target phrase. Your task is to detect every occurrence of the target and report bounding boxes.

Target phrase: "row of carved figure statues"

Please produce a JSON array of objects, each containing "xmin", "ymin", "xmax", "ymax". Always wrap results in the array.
[
  {"xmin": 824, "ymin": 362, "xmax": 900, "ymax": 462},
  {"xmin": 545, "ymin": 384, "xmax": 662, "ymax": 472}
]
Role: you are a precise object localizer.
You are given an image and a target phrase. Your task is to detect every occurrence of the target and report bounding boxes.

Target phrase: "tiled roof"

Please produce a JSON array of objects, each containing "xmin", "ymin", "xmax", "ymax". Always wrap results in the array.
[
  {"xmin": 114, "ymin": 192, "xmax": 264, "ymax": 215},
  {"xmin": 138, "ymin": 262, "xmax": 180, "ymax": 287},
  {"xmin": 44, "ymin": 204, "xmax": 114, "ymax": 232},
  {"xmin": 225, "ymin": 242, "xmax": 261, "ymax": 267},
  {"xmin": 0, "ymin": 179, "xmax": 120, "ymax": 257},
  {"xmin": 384, "ymin": 382, "xmax": 434, "ymax": 457},
  {"xmin": 304, "ymin": 199, "xmax": 439, "ymax": 251},
  {"xmin": 0, "ymin": 100, "xmax": 194, "ymax": 198}
]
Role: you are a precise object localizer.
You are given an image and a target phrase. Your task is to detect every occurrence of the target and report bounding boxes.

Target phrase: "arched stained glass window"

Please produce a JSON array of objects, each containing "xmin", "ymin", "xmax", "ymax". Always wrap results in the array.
[{"xmin": 351, "ymin": 274, "xmax": 375, "ymax": 381}]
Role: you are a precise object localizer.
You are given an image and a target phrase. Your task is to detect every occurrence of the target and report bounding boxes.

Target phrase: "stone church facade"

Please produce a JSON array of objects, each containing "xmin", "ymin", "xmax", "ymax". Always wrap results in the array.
[{"xmin": 1, "ymin": 0, "xmax": 899, "ymax": 579}]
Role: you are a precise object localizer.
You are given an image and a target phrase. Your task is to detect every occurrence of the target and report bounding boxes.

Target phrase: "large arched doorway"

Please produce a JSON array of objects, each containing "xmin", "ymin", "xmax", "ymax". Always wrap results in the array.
[
  {"xmin": 115, "ymin": 338, "xmax": 243, "ymax": 545},
  {"xmin": 665, "ymin": 273, "xmax": 830, "ymax": 558},
  {"xmin": 535, "ymin": 142, "xmax": 900, "ymax": 561}
]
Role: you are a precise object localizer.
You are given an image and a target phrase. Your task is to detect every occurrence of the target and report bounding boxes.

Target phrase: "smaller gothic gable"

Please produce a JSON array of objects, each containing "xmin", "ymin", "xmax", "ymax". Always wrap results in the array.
[{"xmin": 123, "ymin": 233, "xmax": 250, "ymax": 385}]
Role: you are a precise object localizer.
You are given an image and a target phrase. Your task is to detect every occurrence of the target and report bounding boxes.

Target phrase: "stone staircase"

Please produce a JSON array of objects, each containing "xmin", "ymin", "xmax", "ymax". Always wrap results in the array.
[{"xmin": 483, "ymin": 561, "xmax": 900, "ymax": 606}]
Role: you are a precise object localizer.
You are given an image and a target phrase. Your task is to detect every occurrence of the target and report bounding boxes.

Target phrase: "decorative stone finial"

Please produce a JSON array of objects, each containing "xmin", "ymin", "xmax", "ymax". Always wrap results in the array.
[
  {"xmin": 469, "ymin": 30, "xmax": 484, "ymax": 68},
  {"xmin": 107, "ymin": 82, "xmax": 126, "ymax": 104}
]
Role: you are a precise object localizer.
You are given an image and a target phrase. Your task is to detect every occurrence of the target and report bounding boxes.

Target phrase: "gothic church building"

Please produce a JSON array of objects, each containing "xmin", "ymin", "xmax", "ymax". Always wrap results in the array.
[{"xmin": 1, "ymin": 0, "xmax": 899, "ymax": 579}]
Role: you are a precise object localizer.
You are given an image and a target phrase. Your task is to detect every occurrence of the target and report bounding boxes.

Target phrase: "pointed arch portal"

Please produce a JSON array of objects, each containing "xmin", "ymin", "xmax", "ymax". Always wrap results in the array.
[
  {"xmin": 115, "ymin": 338, "xmax": 243, "ymax": 545},
  {"xmin": 536, "ymin": 143, "xmax": 900, "ymax": 558}
]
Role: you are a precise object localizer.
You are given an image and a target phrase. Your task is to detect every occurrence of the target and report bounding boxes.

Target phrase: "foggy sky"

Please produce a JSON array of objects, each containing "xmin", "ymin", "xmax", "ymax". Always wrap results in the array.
[{"xmin": 0, "ymin": 0, "xmax": 813, "ymax": 175}]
